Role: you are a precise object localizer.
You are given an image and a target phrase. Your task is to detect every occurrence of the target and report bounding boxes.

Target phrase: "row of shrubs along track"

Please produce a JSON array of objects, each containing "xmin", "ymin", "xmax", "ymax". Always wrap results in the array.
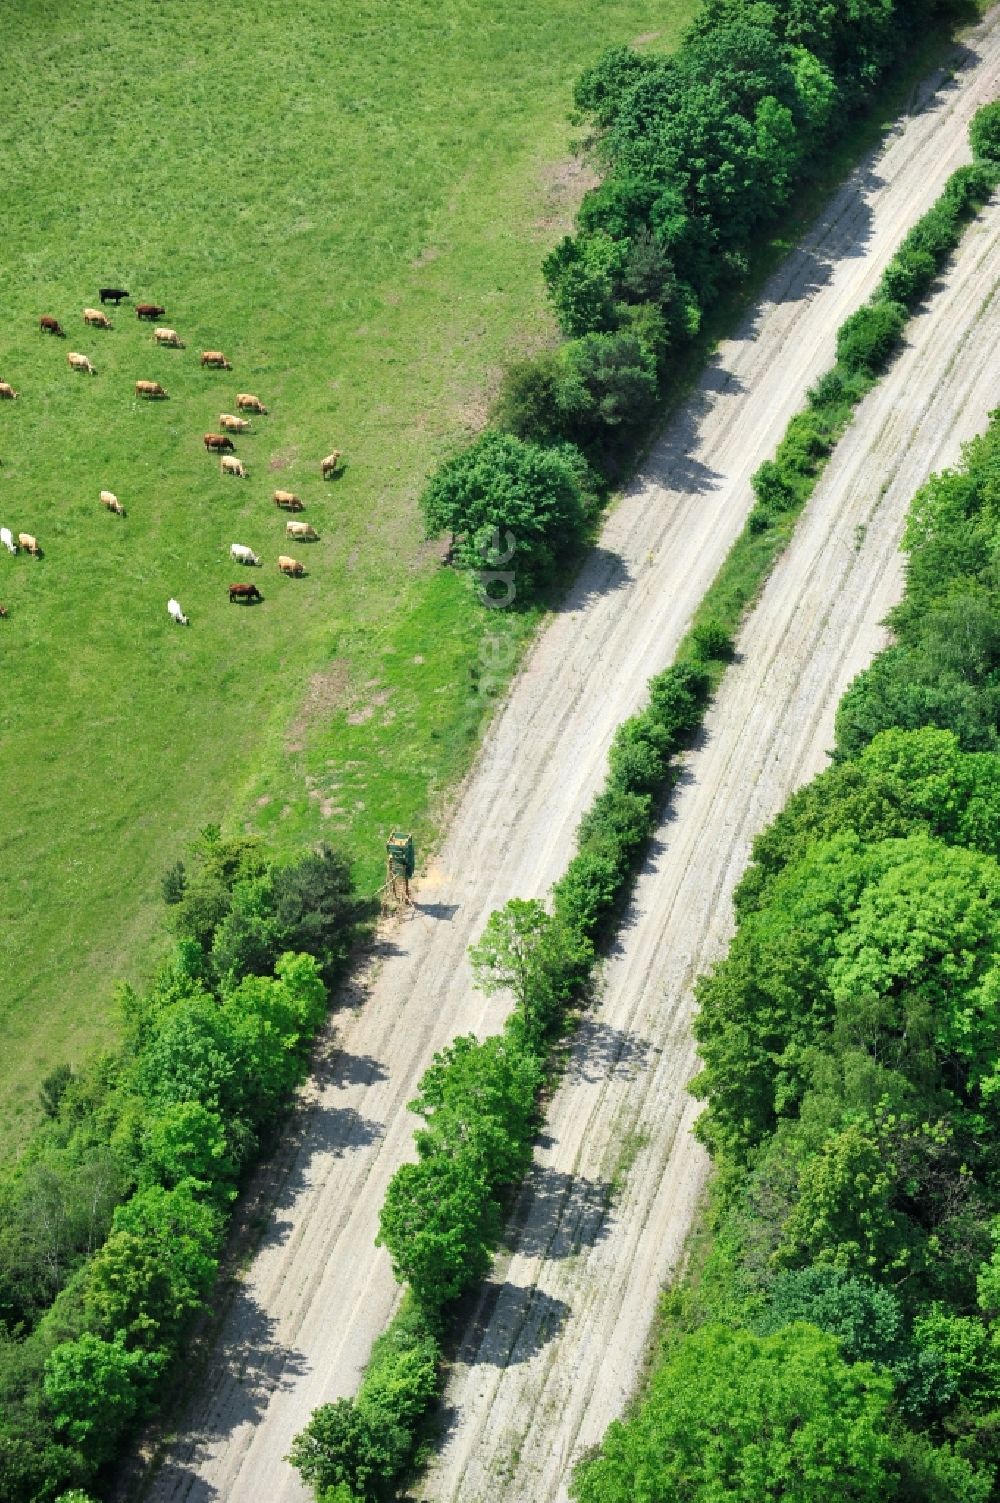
[{"xmin": 149, "ymin": 14, "xmax": 1000, "ymax": 1503}]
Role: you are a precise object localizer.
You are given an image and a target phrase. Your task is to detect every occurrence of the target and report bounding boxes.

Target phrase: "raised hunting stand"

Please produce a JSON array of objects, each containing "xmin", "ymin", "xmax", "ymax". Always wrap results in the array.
[{"xmin": 382, "ymin": 830, "xmax": 415, "ymax": 916}]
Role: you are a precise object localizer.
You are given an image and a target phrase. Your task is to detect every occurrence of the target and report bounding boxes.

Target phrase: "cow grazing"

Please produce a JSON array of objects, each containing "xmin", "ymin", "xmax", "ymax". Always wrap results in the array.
[
  {"xmin": 230, "ymin": 543, "xmax": 261, "ymax": 567},
  {"xmin": 204, "ymin": 432, "xmax": 235, "ymax": 453},
  {"xmin": 135, "ymin": 380, "xmax": 167, "ymax": 399},
  {"xmin": 83, "ymin": 308, "xmax": 112, "ymax": 329},
  {"xmin": 18, "ymin": 533, "xmax": 41, "ymax": 557},
  {"xmin": 221, "ymin": 455, "xmax": 247, "ymax": 478},
  {"xmin": 1, "ymin": 527, "xmax": 16, "ymax": 554},
  {"xmin": 278, "ymin": 555, "xmax": 304, "ymax": 577},
  {"xmin": 0, "ymin": 382, "xmax": 19, "ymax": 399},
  {"xmin": 229, "ymin": 581, "xmax": 262, "ymax": 604},
  {"xmin": 40, "ymin": 316, "xmax": 65, "ymax": 337},
  {"xmin": 167, "ymin": 597, "xmax": 189, "ymax": 625},
  {"xmin": 67, "ymin": 352, "xmax": 96, "ymax": 375},
  {"xmin": 321, "ymin": 450, "xmax": 342, "ymax": 479},
  {"xmin": 286, "ymin": 520, "xmax": 319, "ymax": 541},
  {"xmin": 154, "ymin": 327, "xmax": 184, "ymax": 347},
  {"xmin": 236, "ymin": 393, "xmax": 267, "ymax": 413},
  {"xmin": 99, "ymin": 288, "xmax": 129, "ymax": 305},
  {"xmin": 136, "ymin": 303, "xmax": 165, "ymax": 320},
  {"xmin": 200, "ymin": 351, "xmax": 232, "ymax": 369},
  {"xmin": 0, "ymin": 605, "xmax": 7, "ymax": 619},
  {"xmin": 219, "ymin": 413, "xmax": 250, "ymax": 432},
  {"xmin": 100, "ymin": 490, "xmax": 125, "ymax": 517},
  {"xmin": 273, "ymin": 490, "xmax": 303, "ymax": 511}
]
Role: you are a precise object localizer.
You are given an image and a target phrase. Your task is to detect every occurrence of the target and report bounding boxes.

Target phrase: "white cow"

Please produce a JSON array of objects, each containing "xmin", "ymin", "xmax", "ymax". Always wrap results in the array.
[
  {"xmin": 0, "ymin": 527, "xmax": 15, "ymax": 554},
  {"xmin": 167, "ymin": 598, "xmax": 189, "ymax": 625},
  {"xmin": 230, "ymin": 543, "xmax": 261, "ymax": 567}
]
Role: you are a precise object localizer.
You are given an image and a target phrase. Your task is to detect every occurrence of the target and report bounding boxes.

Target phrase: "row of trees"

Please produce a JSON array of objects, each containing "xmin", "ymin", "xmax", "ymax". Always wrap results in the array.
[
  {"xmin": 572, "ymin": 412, "xmax": 1000, "ymax": 1501},
  {"xmin": 418, "ymin": 0, "xmax": 970, "ymax": 599},
  {"xmin": 0, "ymin": 828, "xmax": 358, "ymax": 1503}
]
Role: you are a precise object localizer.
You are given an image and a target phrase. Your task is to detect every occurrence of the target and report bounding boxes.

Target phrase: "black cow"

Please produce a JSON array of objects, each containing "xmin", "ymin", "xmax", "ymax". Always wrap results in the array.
[
  {"xmin": 229, "ymin": 582, "xmax": 262, "ymax": 604},
  {"xmin": 99, "ymin": 288, "xmax": 130, "ymax": 305}
]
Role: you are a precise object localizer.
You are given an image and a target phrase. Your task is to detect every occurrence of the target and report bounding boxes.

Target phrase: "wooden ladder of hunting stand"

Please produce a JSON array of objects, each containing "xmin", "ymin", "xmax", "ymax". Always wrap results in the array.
[{"xmin": 380, "ymin": 830, "xmax": 415, "ymax": 917}]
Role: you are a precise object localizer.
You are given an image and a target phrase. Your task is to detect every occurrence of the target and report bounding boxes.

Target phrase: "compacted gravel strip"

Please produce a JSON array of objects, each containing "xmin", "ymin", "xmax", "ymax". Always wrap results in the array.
[{"xmin": 148, "ymin": 22, "xmax": 1000, "ymax": 1500}]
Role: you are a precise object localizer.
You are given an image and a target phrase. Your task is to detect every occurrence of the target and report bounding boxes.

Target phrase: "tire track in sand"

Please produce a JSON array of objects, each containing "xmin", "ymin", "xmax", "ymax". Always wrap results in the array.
[
  {"xmin": 420, "ymin": 195, "xmax": 1000, "ymax": 1503},
  {"xmin": 148, "ymin": 18, "xmax": 1000, "ymax": 1500}
]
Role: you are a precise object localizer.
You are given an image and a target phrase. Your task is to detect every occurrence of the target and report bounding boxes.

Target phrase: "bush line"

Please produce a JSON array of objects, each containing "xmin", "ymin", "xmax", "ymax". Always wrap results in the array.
[{"xmin": 290, "ymin": 62, "xmax": 1000, "ymax": 1503}]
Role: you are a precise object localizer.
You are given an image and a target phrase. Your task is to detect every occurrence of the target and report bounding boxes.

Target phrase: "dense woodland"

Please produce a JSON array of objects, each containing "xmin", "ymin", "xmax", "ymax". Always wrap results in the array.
[
  {"xmin": 0, "ymin": 832, "xmax": 358, "ymax": 1500},
  {"xmin": 572, "ymin": 411, "xmax": 1000, "ymax": 1501}
]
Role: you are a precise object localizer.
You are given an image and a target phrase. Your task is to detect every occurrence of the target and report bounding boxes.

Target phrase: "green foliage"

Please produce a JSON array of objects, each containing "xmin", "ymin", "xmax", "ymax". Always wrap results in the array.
[
  {"xmin": 38, "ymin": 1066, "xmax": 74, "ymax": 1122},
  {"xmin": 752, "ymin": 458, "xmax": 798, "ymax": 510},
  {"xmin": 572, "ymin": 1323, "xmax": 896, "ymax": 1503},
  {"xmin": 542, "ymin": 231, "xmax": 627, "ymax": 337},
  {"xmin": 470, "ymin": 900, "xmax": 591, "ymax": 1043},
  {"xmin": 691, "ymin": 618, "xmax": 735, "ymax": 662},
  {"xmin": 491, "ymin": 352, "xmax": 567, "ymax": 446},
  {"xmin": 877, "ymin": 246, "xmax": 937, "ymax": 308},
  {"xmin": 835, "ymin": 299, "xmax": 907, "ymax": 375},
  {"xmin": 377, "ymin": 1153, "xmax": 498, "ymax": 1313},
  {"xmin": 410, "ymin": 1032, "xmax": 542, "ymax": 1186},
  {"xmin": 43, "ymin": 1334, "xmax": 161, "ymax": 1465},
  {"xmin": 557, "ymin": 329, "xmax": 658, "ymax": 447},
  {"xmin": 419, "ymin": 431, "xmax": 590, "ymax": 593},
  {"xmin": 969, "ymin": 99, "xmax": 1000, "ymax": 162}
]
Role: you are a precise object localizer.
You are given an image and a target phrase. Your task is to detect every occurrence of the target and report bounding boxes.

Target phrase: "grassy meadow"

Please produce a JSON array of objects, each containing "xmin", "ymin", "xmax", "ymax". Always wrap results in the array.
[{"xmin": 0, "ymin": 0, "xmax": 696, "ymax": 1150}]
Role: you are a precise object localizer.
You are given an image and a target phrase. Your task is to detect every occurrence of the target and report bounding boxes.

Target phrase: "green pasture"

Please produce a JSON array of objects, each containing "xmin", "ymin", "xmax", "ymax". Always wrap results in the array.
[{"xmin": 0, "ymin": 0, "xmax": 694, "ymax": 1151}]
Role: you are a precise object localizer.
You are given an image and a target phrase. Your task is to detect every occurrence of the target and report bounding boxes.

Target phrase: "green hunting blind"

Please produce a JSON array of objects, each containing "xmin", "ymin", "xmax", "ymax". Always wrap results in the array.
[{"xmin": 387, "ymin": 831, "xmax": 415, "ymax": 878}]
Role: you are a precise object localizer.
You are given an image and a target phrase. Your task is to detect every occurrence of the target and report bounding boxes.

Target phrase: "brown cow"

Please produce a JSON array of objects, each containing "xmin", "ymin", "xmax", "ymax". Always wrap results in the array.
[
  {"xmin": 278, "ymin": 555, "xmax": 304, "ymax": 576},
  {"xmin": 273, "ymin": 490, "xmax": 303, "ymax": 511},
  {"xmin": 100, "ymin": 489, "xmax": 125, "ymax": 516},
  {"xmin": 0, "ymin": 604, "xmax": 8, "ymax": 619},
  {"xmin": 229, "ymin": 581, "xmax": 262, "ymax": 603},
  {"xmin": 135, "ymin": 380, "xmax": 168, "ymax": 399},
  {"xmin": 154, "ymin": 327, "xmax": 184, "ymax": 347},
  {"xmin": 67, "ymin": 352, "xmax": 97, "ymax": 375},
  {"xmin": 220, "ymin": 455, "xmax": 247, "ymax": 478},
  {"xmin": 204, "ymin": 432, "xmax": 235, "ymax": 453},
  {"xmin": 136, "ymin": 303, "xmax": 165, "ymax": 320},
  {"xmin": 321, "ymin": 450, "xmax": 342, "ymax": 479},
  {"xmin": 200, "ymin": 350, "xmax": 232, "ymax": 369},
  {"xmin": 83, "ymin": 307, "xmax": 112, "ymax": 329},
  {"xmin": 40, "ymin": 316, "xmax": 65, "ymax": 337},
  {"xmin": 0, "ymin": 382, "xmax": 18, "ymax": 399},
  {"xmin": 219, "ymin": 413, "xmax": 251, "ymax": 432},
  {"xmin": 236, "ymin": 393, "xmax": 268, "ymax": 413},
  {"xmin": 17, "ymin": 533, "xmax": 41, "ymax": 557},
  {"xmin": 286, "ymin": 520, "xmax": 319, "ymax": 541}
]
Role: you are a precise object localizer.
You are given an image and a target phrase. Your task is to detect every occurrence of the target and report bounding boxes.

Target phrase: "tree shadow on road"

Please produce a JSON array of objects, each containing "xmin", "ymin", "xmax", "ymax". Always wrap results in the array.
[
  {"xmin": 460, "ymin": 1281, "xmax": 573, "ymax": 1369},
  {"xmin": 564, "ymin": 1017, "xmax": 652, "ymax": 1085},
  {"xmin": 504, "ymin": 1164, "xmax": 614, "ymax": 1260},
  {"xmin": 145, "ymin": 1293, "xmax": 310, "ymax": 1502}
]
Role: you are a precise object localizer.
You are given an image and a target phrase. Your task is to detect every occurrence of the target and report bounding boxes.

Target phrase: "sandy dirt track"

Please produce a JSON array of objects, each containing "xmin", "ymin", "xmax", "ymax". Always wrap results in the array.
[
  {"xmin": 420, "ymin": 189, "xmax": 1000, "ymax": 1503},
  {"xmin": 148, "ymin": 19, "xmax": 1000, "ymax": 1502}
]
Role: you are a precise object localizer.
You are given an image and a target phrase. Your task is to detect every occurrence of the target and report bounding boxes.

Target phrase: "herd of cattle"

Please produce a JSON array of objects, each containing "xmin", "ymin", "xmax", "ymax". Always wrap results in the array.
[{"xmin": 1, "ymin": 289, "xmax": 343, "ymax": 624}]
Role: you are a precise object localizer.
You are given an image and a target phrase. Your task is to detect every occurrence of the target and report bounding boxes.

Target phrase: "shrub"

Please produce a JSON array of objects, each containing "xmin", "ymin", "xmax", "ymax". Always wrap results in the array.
[
  {"xmin": 492, "ymin": 351, "xmax": 566, "ymax": 445},
  {"xmin": 552, "ymin": 847, "xmax": 624, "ymax": 942},
  {"xmin": 878, "ymin": 246, "xmax": 937, "ymax": 309},
  {"xmin": 691, "ymin": 619, "xmax": 735, "ymax": 663},
  {"xmin": 557, "ymin": 330, "xmax": 658, "ymax": 447},
  {"xmin": 751, "ymin": 460, "xmax": 798, "ymax": 511},
  {"xmin": 542, "ymin": 231, "xmax": 626, "ymax": 337},
  {"xmin": 646, "ymin": 662, "xmax": 710, "ymax": 747},
  {"xmin": 576, "ymin": 788, "xmax": 653, "ymax": 870},
  {"xmin": 608, "ymin": 714, "xmax": 672, "ymax": 796},
  {"xmin": 776, "ymin": 410, "xmax": 833, "ymax": 476},
  {"xmin": 377, "ymin": 1153, "xmax": 498, "ymax": 1314},
  {"xmin": 970, "ymin": 99, "xmax": 1000, "ymax": 163},
  {"xmin": 836, "ymin": 300, "xmax": 907, "ymax": 377},
  {"xmin": 939, "ymin": 161, "xmax": 998, "ymax": 215},
  {"xmin": 900, "ymin": 203, "xmax": 960, "ymax": 263},
  {"xmin": 419, "ymin": 431, "xmax": 588, "ymax": 593},
  {"xmin": 746, "ymin": 504, "xmax": 773, "ymax": 535}
]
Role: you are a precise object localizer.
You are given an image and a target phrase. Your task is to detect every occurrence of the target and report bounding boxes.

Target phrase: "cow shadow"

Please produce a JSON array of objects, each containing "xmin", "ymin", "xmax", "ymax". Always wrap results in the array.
[
  {"xmin": 415, "ymin": 901, "xmax": 459, "ymax": 922},
  {"xmin": 504, "ymin": 1164, "xmax": 614, "ymax": 1260}
]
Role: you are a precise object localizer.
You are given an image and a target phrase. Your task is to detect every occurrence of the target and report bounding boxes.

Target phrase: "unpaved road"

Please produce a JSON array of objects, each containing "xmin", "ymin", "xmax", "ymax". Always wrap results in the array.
[
  {"xmin": 421, "ymin": 185, "xmax": 1000, "ymax": 1503},
  {"xmin": 148, "ymin": 19, "xmax": 1000, "ymax": 1502}
]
